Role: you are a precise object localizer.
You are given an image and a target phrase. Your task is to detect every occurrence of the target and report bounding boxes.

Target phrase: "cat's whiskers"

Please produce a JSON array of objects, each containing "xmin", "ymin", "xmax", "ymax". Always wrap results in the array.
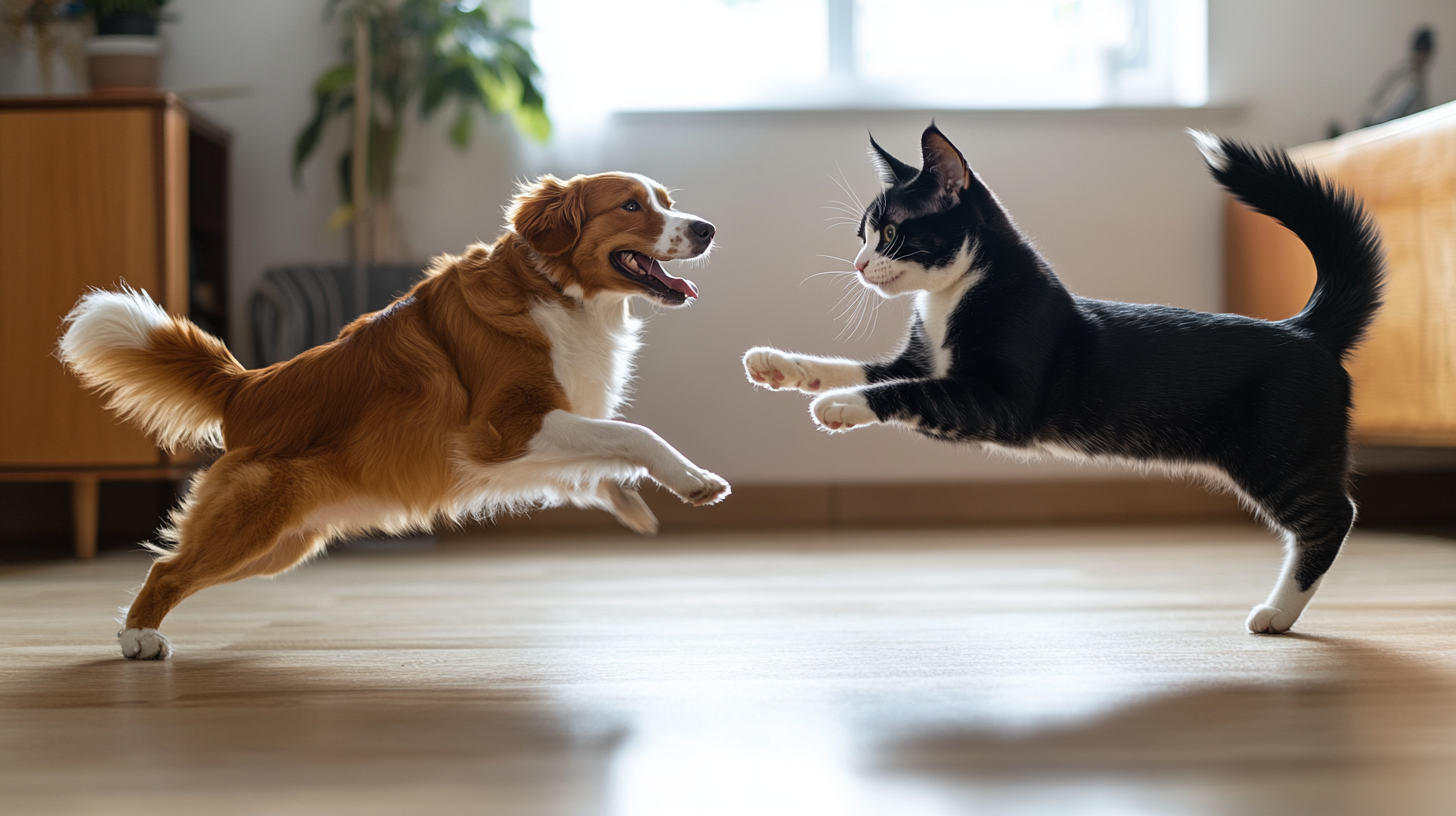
[
  {"xmin": 836, "ymin": 289, "xmax": 867, "ymax": 341},
  {"xmin": 831, "ymin": 280, "xmax": 870, "ymax": 334},
  {"xmin": 830, "ymin": 164, "xmax": 868, "ymax": 213},
  {"xmin": 801, "ymin": 269, "xmax": 857, "ymax": 285},
  {"xmin": 834, "ymin": 279, "xmax": 886, "ymax": 342},
  {"xmin": 830, "ymin": 278, "xmax": 865, "ymax": 314}
]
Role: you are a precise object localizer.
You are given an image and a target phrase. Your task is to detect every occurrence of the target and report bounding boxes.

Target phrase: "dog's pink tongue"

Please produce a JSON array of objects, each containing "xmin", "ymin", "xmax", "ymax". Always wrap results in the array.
[{"xmin": 646, "ymin": 257, "xmax": 698, "ymax": 299}]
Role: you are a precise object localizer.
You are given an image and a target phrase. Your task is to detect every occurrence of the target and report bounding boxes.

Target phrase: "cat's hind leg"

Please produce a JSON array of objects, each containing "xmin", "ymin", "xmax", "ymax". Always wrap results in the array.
[{"xmin": 1246, "ymin": 486, "xmax": 1356, "ymax": 634}]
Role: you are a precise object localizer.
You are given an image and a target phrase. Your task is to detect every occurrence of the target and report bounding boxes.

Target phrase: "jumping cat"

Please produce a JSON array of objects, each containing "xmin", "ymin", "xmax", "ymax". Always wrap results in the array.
[{"xmin": 743, "ymin": 124, "xmax": 1383, "ymax": 634}]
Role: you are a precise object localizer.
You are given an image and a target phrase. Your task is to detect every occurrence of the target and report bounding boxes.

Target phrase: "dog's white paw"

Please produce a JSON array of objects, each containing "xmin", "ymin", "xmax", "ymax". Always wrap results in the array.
[
  {"xmin": 811, "ymin": 391, "xmax": 877, "ymax": 432},
  {"xmin": 660, "ymin": 465, "xmax": 731, "ymax": 506},
  {"xmin": 1246, "ymin": 604, "xmax": 1299, "ymax": 634},
  {"xmin": 744, "ymin": 347, "xmax": 822, "ymax": 392},
  {"xmin": 119, "ymin": 627, "xmax": 173, "ymax": 660}
]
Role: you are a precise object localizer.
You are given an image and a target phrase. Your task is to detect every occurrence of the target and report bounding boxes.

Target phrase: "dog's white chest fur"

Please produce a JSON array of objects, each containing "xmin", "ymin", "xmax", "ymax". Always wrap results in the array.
[{"xmin": 531, "ymin": 295, "xmax": 642, "ymax": 418}]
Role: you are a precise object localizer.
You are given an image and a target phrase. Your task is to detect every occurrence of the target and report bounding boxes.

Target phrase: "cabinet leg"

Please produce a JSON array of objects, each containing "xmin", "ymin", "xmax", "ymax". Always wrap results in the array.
[{"xmin": 72, "ymin": 477, "xmax": 99, "ymax": 560}]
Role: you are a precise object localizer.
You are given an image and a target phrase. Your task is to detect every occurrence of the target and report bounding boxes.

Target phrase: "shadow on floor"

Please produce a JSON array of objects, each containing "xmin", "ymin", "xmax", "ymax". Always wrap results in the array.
[{"xmin": 871, "ymin": 636, "xmax": 1456, "ymax": 811}]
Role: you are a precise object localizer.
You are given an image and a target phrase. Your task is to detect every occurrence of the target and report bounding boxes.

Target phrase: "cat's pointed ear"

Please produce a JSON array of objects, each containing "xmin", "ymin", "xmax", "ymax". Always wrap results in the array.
[
  {"xmin": 868, "ymin": 133, "xmax": 918, "ymax": 186},
  {"xmin": 921, "ymin": 123, "xmax": 971, "ymax": 198}
]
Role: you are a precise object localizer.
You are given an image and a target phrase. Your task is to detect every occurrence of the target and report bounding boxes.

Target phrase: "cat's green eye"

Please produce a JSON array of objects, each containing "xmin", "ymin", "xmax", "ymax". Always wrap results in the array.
[{"xmin": 882, "ymin": 224, "xmax": 898, "ymax": 244}]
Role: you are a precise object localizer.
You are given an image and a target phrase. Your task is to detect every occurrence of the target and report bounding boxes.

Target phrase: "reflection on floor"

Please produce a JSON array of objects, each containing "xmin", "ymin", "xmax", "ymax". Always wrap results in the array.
[{"xmin": 3, "ymin": 524, "xmax": 1456, "ymax": 815}]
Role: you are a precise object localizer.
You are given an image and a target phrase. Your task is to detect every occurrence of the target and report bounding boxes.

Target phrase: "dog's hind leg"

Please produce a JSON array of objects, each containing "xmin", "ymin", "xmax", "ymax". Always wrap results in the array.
[
  {"xmin": 221, "ymin": 529, "xmax": 331, "ymax": 580},
  {"xmin": 120, "ymin": 456, "xmax": 311, "ymax": 659},
  {"xmin": 1245, "ymin": 485, "xmax": 1356, "ymax": 634},
  {"xmin": 596, "ymin": 481, "xmax": 659, "ymax": 535}
]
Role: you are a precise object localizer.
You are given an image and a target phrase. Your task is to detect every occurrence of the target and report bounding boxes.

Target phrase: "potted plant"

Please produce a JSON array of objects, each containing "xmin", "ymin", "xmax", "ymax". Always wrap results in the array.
[
  {"xmin": 83, "ymin": 0, "xmax": 168, "ymax": 94},
  {"xmin": 292, "ymin": 0, "xmax": 550, "ymax": 265},
  {"xmin": 1, "ymin": 1, "xmax": 87, "ymax": 94}
]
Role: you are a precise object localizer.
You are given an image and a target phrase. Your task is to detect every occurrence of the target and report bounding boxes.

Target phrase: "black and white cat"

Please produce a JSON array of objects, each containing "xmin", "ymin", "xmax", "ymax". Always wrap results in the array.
[{"xmin": 744, "ymin": 124, "xmax": 1383, "ymax": 634}]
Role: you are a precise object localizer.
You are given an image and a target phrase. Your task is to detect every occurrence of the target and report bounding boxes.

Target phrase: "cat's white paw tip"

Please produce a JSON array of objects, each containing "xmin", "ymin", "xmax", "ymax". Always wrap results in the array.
[
  {"xmin": 811, "ymin": 392, "xmax": 877, "ymax": 432},
  {"xmin": 119, "ymin": 627, "xmax": 172, "ymax": 660},
  {"xmin": 1246, "ymin": 604, "xmax": 1298, "ymax": 634},
  {"xmin": 744, "ymin": 348, "xmax": 807, "ymax": 392}
]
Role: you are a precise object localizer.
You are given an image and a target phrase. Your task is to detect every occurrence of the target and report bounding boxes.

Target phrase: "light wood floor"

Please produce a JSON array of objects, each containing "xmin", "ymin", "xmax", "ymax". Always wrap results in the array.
[{"xmin": 4, "ymin": 524, "xmax": 1456, "ymax": 816}]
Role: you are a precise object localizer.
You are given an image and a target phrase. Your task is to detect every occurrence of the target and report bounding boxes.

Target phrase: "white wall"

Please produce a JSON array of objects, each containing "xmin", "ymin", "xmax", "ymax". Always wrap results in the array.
[{"xmin": 11, "ymin": 0, "xmax": 1455, "ymax": 485}]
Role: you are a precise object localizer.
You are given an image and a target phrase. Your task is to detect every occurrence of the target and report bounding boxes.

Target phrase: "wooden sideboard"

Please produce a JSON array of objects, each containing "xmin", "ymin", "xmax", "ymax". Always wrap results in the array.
[
  {"xmin": 0, "ymin": 93, "xmax": 229, "ymax": 557},
  {"xmin": 1225, "ymin": 101, "xmax": 1456, "ymax": 446}
]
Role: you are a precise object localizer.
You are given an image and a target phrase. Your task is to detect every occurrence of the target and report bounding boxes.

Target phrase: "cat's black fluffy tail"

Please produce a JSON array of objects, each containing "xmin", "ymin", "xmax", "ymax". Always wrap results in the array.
[{"xmin": 1190, "ymin": 130, "xmax": 1385, "ymax": 359}]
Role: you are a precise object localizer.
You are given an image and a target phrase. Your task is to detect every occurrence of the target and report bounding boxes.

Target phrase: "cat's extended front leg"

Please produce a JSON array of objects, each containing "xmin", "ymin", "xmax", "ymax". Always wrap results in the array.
[
  {"xmin": 810, "ymin": 388, "xmax": 881, "ymax": 431},
  {"xmin": 743, "ymin": 347, "xmax": 868, "ymax": 394},
  {"xmin": 811, "ymin": 378, "xmax": 997, "ymax": 438}
]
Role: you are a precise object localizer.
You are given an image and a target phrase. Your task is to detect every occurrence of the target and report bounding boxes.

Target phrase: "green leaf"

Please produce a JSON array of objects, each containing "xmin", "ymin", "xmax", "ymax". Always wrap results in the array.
[
  {"xmin": 328, "ymin": 202, "xmax": 357, "ymax": 232},
  {"xmin": 512, "ymin": 102, "xmax": 550, "ymax": 143},
  {"xmin": 313, "ymin": 63, "xmax": 354, "ymax": 96},
  {"xmin": 337, "ymin": 150, "xmax": 354, "ymax": 207},
  {"xmin": 302, "ymin": 0, "xmax": 554, "ymax": 218},
  {"xmin": 292, "ymin": 113, "xmax": 325, "ymax": 188},
  {"xmin": 449, "ymin": 103, "xmax": 473, "ymax": 148},
  {"xmin": 293, "ymin": 63, "xmax": 358, "ymax": 187}
]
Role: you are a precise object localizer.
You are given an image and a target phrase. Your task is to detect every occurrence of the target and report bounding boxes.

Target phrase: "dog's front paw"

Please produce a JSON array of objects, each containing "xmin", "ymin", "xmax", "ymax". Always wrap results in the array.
[
  {"xmin": 660, "ymin": 465, "xmax": 731, "ymax": 506},
  {"xmin": 119, "ymin": 627, "xmax": 172, "ymax": 660},
  {"xmin": 1246, "ymin": 604, "xmax": 1299, "ymax": 634},
  {"xmin": 811, "ymin": 391, "xmax": 878, "ymax": 432},
  {"xmin": 743, "ymin": 347, "xmax": 822, "ymax": 392}
]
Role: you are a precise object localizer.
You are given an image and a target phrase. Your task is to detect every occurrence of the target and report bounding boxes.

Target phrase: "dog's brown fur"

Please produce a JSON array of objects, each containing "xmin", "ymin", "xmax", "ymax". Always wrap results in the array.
[{"xmin": 59, "ymin": 172, "xmax": 725, "ymax": 650}]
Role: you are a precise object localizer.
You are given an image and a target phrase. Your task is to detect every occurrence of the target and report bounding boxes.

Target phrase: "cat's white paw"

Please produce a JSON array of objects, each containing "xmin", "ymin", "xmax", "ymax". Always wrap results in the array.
[
  {"xmin": 744, "ymin": 347, "xmax": 822, "ymax": 392},
  {"xmin": 811, "ymin": 391, "xmax": 878, "ymax": 432},
  {"xmin": 119, "ymin": 627, "xmax": 173, "ymax": 660},
  {"xmin": 658, "ymin": 464, "xmax": 731, "ymax": 506},
  {"xmin": 1246, "ymin": 604, "xmax": 1299, "ymax": 634}
]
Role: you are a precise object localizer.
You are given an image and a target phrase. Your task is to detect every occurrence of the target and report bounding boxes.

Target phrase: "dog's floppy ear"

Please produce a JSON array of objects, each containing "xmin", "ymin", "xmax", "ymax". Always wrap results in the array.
[
  {"xmin": 868, "ymin": 133, "xmax": 918, "ymax": 186},
  {"xmin": 509, "ymin": 175, "xmax": 586, "ymax": 256}
]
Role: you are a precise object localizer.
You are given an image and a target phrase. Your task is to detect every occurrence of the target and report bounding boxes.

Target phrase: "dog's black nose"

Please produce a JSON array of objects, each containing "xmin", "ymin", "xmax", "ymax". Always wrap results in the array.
[{"xmin": 690, "ymin": 220, "xmax": 715, "ymax": 241}]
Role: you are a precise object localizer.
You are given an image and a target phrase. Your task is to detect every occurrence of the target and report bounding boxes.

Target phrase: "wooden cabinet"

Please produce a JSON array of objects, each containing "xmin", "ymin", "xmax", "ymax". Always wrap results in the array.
[
  {"xmin": 0, "ymin": 94, "xmax": 229, "ymax": 556},
  {"xmin": 1225, "ymin": 101, "xmax": 1456, "ymax": 446}
]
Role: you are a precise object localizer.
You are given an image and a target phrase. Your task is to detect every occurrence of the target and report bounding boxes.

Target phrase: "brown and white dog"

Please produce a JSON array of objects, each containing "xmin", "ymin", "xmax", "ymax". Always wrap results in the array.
[{"xmin": 59, "ymin": 172, "xmax": 730, "ymax": 660}]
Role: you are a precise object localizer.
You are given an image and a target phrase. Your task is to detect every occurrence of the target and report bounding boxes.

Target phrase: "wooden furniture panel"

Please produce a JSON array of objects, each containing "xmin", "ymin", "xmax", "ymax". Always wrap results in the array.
[
  {"xmin": 0, "ymin": 108, "xmax": 163, "ymax": 466},
  {"xmin": 0, "ymin": 94, "xmax": 228, "ymax": 557},
  {"xmin": 1225, "ymin": 101, "xmax": 1456, "ymax": 445}
]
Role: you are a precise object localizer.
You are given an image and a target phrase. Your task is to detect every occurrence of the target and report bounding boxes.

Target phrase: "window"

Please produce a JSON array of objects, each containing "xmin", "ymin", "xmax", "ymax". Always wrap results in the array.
[{"xmin": 531, "ymin": 0, "xmax": 1207, "ymax": 115}]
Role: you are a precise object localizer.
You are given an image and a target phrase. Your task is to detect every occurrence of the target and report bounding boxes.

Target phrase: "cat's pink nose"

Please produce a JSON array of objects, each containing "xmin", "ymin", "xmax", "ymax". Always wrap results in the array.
[{"xmin": 855, "ymin": 258, "xmax": 868, "ymax": 273}]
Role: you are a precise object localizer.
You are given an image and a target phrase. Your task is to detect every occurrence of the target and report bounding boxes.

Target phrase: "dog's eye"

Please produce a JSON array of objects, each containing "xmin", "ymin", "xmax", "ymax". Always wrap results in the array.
[
  {"xmin": 623, "ymin": 200, "xmax": 641, "ymax": 212},
  {"xmin": 882, "ymin": 224, "xmax": 898, "ymax": 243}
]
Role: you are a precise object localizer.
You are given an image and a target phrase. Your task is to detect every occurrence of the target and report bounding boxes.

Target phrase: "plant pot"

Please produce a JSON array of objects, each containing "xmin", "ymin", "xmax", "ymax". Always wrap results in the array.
[
  {"xmin": 94, "ymin": 11, "xmax": 159, "ymax": 37},
  {"xmin": 86, "ymin": 35, "xmax": 160, "ymax": 95}
]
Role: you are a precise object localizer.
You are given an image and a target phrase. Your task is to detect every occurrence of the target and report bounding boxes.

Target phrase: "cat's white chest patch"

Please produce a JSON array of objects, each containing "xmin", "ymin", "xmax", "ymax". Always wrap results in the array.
[
  {"xmin": 916, "ymin": 269, "xmax": 979, "ymax": 378},
  {"xmin": 530, "ymin": 297, "xmax": 641, "ymax": 418}
]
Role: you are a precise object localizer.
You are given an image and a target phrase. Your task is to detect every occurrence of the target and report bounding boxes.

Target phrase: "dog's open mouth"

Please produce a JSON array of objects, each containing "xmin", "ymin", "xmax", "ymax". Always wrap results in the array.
[{"xmin": 611, "ymin": 250, "xmax": 698, "ymax": 303}]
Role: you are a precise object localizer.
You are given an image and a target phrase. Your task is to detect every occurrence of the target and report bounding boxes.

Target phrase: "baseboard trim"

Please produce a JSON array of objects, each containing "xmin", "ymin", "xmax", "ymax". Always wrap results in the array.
[
  {"xmin": 464, "ymin": 470, "xmax": 1456, "ymax": 535},
  {"xmin": 468, "ymin": 477, "xmax": 1254, "ymax": 535}
]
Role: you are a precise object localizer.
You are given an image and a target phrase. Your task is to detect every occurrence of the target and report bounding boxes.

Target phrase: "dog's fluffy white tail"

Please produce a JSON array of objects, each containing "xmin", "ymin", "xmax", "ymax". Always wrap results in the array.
[{"xmin": 58, "ymin": 286, "xmax": 243, "ymax": 451}]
